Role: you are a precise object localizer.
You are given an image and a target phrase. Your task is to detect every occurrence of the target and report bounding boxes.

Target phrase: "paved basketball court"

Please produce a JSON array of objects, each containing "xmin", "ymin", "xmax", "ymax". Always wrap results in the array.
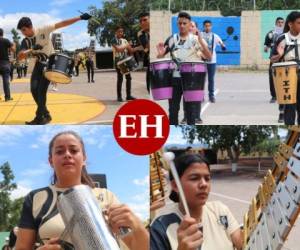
[
  {"xmin": 154, "ymin": 69, "xmax": 282, "ymax": 125},
  {"xmin": 209, "ymin": 165, "xmax": 299, "ymax": 250},
  {"xmin": 0, "ymin": 69, "xmax": 149, "ymax": 124}
]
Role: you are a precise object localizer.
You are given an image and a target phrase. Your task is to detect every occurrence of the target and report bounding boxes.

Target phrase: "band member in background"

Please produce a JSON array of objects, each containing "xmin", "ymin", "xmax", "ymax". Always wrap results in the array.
[
  {"xmin": 74, "ymin": 53, "xmax": 84, "ymax": 76},
  {"xmin": 22, "ymin": 58, "xmax": 28, "ymax": 77},
  {"xmin": 264, "ymin": 17, "xmax": 285, "ymax": 103},
  {"xmin": 0, "ymin": 28, "xmax": 15, "ymax": 101},
  {"xmin": 264, "ymin": 17, "xmax": 285, "ymax": 123},
  {"xmin": 9, "ymin": 55, "xmax": 15, "ymax": 81},
  {"xmin": 15, "ymin": 131, "xmax": 149, "ymax": 250},
  {"xmin": 137, "ymin": 12, "xmax": 150, "ymax": 92},
  {"xmin": 156, "ymin": 12, "xmax": 211, "ymax": 125},
  {"xmin": 201, "ymin": 20, "xmax": 226, "ymax": 103},
  {"xmin": 112, "ymin": 26, "xmax": 136, "ymax": 102},
  {"xmin": 150, "ymin": 153, "xmax": 243, "ymax": 250},
  {"xmin": 181, "ymin": 21, "xmax": 204, "ymax": 125},
  {"xmin": 271, "ymin": 11, "xmax": 300, "ymax": 125},
  {"xmin": 17, "ymin": 13, "xmax": 92, "ymax": 125},
  {"xmin": 16, "ymin": 60, "xmax": 23, "ymax": 78},
  {"xmin": 86, "ymin": 52, "xmax": 95, "ymax": 83}
]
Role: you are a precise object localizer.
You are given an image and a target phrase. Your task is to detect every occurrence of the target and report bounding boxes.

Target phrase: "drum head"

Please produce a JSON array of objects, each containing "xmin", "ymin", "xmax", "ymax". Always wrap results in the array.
[{"xmin": 44, "ymin": 71, "xmax": 72, "ymax": 84}]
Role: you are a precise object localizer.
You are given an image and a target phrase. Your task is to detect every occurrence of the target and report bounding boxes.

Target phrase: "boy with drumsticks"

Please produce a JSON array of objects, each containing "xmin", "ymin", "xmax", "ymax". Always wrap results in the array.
[
  {"xmin": 112, "ymin": 26, "xmax": 138, "ymax": 102},
  {"xmin": 17, "ymin": 13, "xmax": 92, "ymax": 125},
  {"xmin": 156, "ymin": 12, "xmax": 211, "ymax": 125},
  {"xmin": 271, "ymin": 11, "xmax": 300, "ymax": 125}
]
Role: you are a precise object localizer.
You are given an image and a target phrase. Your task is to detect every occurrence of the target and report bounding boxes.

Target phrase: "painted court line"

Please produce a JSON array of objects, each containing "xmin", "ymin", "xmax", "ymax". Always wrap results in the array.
[
  {"xmin": 210, "ymin": 191, "xmax": 251, "ymax": 204},
  {"xmin": 201, "ymin": 88, "xmax": 220, "ymax": 115}
]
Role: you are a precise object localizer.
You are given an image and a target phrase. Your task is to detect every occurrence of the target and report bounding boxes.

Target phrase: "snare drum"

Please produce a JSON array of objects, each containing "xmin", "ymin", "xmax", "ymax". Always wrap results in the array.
[
  {"xmin": 179, "ymin": 61, "xmax": 206, "ymax": 102},
  {"xmin": 272, "ymin": 61, "xmax": 298, "ymax": 104},
  {"xmin": 44, "ymin": 53, "xmax": 74, "ymax": 84},
  {"xmin": 150, "ymin": 58, "xmax": 174, "ymax": 100},
  {"xmin": 117, "ymin": 56, "xmax": 138, "ymax": 75}
]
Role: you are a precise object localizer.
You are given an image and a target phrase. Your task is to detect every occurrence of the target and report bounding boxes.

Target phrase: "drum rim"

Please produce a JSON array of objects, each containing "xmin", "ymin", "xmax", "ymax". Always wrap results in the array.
[
  {"xmin": 150, "ymin": 58, "xmax": 174, "ymax": 64},
  {"xmin": 179, "ymin": 61, "xmax": 206, "ymax": 65},
  {"xmin": 44, "ymin": 70, "xmax": 72, "ymax": 84},
  {"xmin": 49, "ymin": 53, "xmax": 72, "ymax": 60},
  {"xmin": 117, "ymin": 56, "xmax": 135, "ymax": 64}
]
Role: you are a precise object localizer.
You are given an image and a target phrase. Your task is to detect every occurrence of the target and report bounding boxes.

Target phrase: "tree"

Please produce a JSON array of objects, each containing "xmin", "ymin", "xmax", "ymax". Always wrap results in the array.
[
  {"xmin": 87, "ymin": 0, "xmax": 148, "ymax": 46},
  {"xmin": 180, "ymin": 125, "xmax": 275, "ymax": 172},
  {"xmin": 251, "ymin": 137, "xmax": 280, "ymax": 171},
  {"xmin": 11, "ymin": 28, "xmax": 21, "ymax": 57},
  {"xmin": 150, "ymin": 0, "xmax": 300, "ymax": 15},
  {"xmin": 0, "ymin": 162, "xmax": 17, "ymax": 231}
]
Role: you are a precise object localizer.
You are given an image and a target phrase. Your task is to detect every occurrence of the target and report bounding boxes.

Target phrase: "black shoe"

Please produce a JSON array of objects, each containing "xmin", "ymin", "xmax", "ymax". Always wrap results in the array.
[
  {"xmin": 117, "ymin": 97, "xmax": 124, "ymax": 102},
  {"xmin": 270, "ymin": 97, "xmax": 276, "ymax": 103},
  {"xmin": 126, "ymin": 96, "xmax": 136, "ymax": 101},
  {"xmin": 278, "ymin": 113, "xmax": 284, "ymax": 123},
  {"xmin": 195, "ymin": 118, "xmax": 203, "ymax": 125},
  {"xmin": 92, "ymin": 80, "xmax": 95, "ymax": 83},
  {"xmin": 25, "ymin": 117, "xmax": 43, "ymax": 125},
  {"xmin": 88, "ymin": 80, "xmax": 90, "ymax": 83},
  {"xmin": 39, "ymin": 116, "xmax": 51, "ymax": 125},
  {"xmin": 180, "ymin": 118, "xmax": 187, "ymax": 125},
  {"xmin": 209, "ymin": 97, "xmax": 216, "ymax": 103},
  {"xmin": 44, "ymin": 114, "xmax": 52, "ymax": 123},
  {"xmin": 5, "ymin": 97, "xmax": 13, "ymax": 102}
]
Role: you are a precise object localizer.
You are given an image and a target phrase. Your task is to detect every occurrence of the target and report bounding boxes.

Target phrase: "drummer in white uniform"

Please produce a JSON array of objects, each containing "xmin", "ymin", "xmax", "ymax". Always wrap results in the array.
[
  {"xmin": 156, "ymin": 12, "xmax": 211, "ymax": 125},
  {"xmin": 271, "ymin": 11, "xmax": 300, "ymax": 125},
  {"xmin": 112, "ymin": 26, "xmax": 137, "ymax": 102}
]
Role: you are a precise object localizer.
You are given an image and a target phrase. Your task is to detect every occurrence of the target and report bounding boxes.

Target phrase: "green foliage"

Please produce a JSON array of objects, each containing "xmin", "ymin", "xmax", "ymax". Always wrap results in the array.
[
  {"xmin": 87, "ymin": 0, "xmax": 148, "ymax": 46},
  {"xmin": 180, "ymin": 125, "xmax": 276, "ymax": 162},
  {"xmin": 150, "ymin": 0, "xmax": 300, "ymax": 15},
  {"xmin": 0, "ymin": 162, "xmax": 20, "ymax": 231},
  {"xmin": 11, "ymin": 28, "xmax": 21, "ymax": 55}
]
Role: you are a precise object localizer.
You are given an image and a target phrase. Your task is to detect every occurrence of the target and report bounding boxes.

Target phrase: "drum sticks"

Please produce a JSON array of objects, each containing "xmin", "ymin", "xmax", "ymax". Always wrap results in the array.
[{"xmin": 163, "ymin": 152, "xmax": 191, "ymax": 217}]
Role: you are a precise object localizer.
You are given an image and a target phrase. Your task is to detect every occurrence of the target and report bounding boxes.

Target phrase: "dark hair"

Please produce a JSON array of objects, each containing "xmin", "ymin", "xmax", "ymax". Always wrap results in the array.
[
  {"xmin": 139, "ymin": 12, "xmax": 149, "ymax": 19},
  {"xmin": 49, "ymin": 131, "xmax": 95, "ymax": 188},
  {"xmin": 0, "ymin": 28, "xmax": 3, "ymax": 36},
  {"xmin": 177, "ymin": 12, "xmax": 191, "ymax": 21},
  {"xmin": 203, "ymin": 20, "xmax": 212, "ymax": 26},
  {"xmin": 169, "ymin": 153, "xmax": 210, "ymax": 202},
  {"xmin": 17, "ymin": 17, "xmax": 32, "ymax": 30},
  {"xmin": 115, "ymin": 26, "xmax": 123, "ymax": 32},
  {"xmin": 283, "ymin": 11, "xmax": 300, "ymax": 33},
  {"xmin": 276, "ymin": 17, "xmax": 284, "ymax": 23}
]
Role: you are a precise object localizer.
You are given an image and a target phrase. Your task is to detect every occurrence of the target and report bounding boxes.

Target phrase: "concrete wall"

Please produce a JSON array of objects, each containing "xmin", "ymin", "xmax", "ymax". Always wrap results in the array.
[{"xmin": 150, "ymin": 10, "xmax": 295, "ymax": 69}]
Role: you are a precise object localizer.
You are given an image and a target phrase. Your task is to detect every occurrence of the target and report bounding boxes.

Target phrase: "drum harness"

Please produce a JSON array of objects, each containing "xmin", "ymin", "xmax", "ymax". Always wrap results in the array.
[{"xmin": 281, "ymin": 33, "xmax": 300, "ymax": 65}]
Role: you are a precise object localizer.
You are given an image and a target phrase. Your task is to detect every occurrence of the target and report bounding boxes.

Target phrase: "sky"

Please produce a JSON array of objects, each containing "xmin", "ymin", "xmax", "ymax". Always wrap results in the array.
[
  {"xmin": 0, "ymin": 125, "xmax": 149, "ymax": 220},
  {"xmin": 0, "ymin": 0, "xmax": 104, "ymax": 50}
]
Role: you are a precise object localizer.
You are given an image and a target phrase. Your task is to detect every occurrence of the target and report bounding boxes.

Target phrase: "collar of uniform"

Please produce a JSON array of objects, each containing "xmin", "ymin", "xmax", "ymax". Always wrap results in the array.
[
  {"xmin": 288, "ymin": 31, "xmax": 300, "ymax": 40},
  {"xmin": 51, "ymin": 185, "xmax": 71, "ymax": 192}
]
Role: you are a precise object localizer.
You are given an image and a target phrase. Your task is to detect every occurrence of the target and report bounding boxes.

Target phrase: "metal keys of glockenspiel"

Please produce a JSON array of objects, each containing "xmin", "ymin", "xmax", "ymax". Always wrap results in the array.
[
  {"xmin": 265, "ymin": 206, "xmax": 283, "ymax": 250},
  {"xmin": 260, "ymin": 213, "xmax": 272, "ymax": 250},
  {"xmin": 276, "ymin": 182, "xmax": 298, "ymax": 220},
  {"xmin": 287, "ymin": 156, "xmax": 300, "ymax": 178},
  {"xmin": 249, "ymin": 231, "xmax": 257, "ymax": 250},
  {"xmin": 255, "ymin": 225, "xmax": 264, "ymax": 250},
  {"xmin": 270, "ymin": 193, "xmax": 291, "ymax": 239},
  {"xmin": 285, "ymin": 172, "xmax": 300, "ymax": 203},
  {"xmin": 292, "ymin": 141, "xmax": 300, "ymax": 158}
]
